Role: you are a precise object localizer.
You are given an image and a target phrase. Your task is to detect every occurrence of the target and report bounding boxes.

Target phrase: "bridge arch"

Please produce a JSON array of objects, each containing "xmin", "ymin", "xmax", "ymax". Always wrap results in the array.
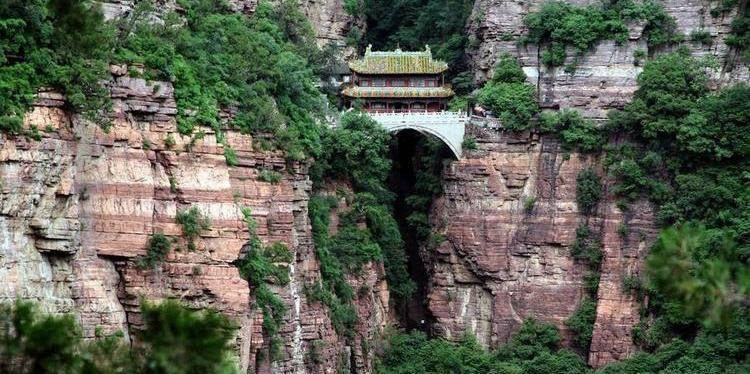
[
  {"xmin": 386, "ymin": 124, "xmax": 462, "ymax": 159},
  {"xmin": 367, "ymin": 112, "xmax": 467, "ymax": 159}
]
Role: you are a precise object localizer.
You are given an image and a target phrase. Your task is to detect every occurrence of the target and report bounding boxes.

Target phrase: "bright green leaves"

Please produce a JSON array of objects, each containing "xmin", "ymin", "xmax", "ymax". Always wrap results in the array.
[
  {"xmin": 138, "ymin": 300, "xmax": 237, "ymax": 373},
  {"xmin": 0, "ymin": 300, "xmax": 238, "ymax": 373},
  {"xmin": 647, "ymin": 223, "xmax": 750, "ymax": 326},
  {"xmin": 1, "ymin": 0, "xmax": 114, "ymax": 132},
  {"xmin": 377, "ymin": 319, "xmax": 589, "ymax": 373},
  {"xmin": 540, "ymin": 109, "xmax": 604, "ymax": 153},
  {"xmin": 115, "ymin": 0, "xmax": 326, "ymax": 161}
]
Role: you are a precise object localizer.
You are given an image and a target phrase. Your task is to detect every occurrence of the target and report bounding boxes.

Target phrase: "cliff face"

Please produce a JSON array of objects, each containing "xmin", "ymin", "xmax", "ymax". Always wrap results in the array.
[
  {"xmin": 467, "ymin": 0, "xmax": 749, "ymax": 119},
  {"xmin": 425, "ymin": 126, "xmax": 658, "ymax": 366},
  {"xmin": 0, "ymin": 66, "xmax": 387, "ymax": 373},
  {"xmin": 415, "ymin": 1, "xmax": 749, "ymax": 368}
]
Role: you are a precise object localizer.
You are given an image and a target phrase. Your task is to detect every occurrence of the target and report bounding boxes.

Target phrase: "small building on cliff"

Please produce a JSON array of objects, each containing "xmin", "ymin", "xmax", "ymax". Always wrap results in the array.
[{"xmin": 342, "ymin": 45, "xmax": 454, "ymax": 112}]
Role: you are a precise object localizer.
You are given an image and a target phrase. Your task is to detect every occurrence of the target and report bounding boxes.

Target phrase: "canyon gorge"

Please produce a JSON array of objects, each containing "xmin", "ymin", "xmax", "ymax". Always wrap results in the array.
[{"xmin": 1, "ymin": 0, "xmax": 749, "ymax": 373}]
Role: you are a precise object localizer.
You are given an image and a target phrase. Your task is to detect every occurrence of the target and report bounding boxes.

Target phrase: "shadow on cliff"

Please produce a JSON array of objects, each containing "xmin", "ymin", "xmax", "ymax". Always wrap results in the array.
[{"xmin": 388, "ymin": 129, "xmax": 454, "ymax": 334}]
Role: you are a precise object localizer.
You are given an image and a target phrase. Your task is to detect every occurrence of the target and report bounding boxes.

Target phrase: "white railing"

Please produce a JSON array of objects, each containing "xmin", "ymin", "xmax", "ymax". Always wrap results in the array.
[{"xmin": 368, "ymin": 111, "xmax": 468, "ymax": 126}]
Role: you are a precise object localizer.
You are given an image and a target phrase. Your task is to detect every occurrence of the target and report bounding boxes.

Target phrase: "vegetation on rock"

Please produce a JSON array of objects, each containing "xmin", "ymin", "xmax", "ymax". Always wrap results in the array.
[
  {"xmin": 522, "ymin": 0, "xmax": 680, "ymax": 68},
  {"xmin": 235, "ymin": 207, "xmax": 292, "ymax": 360},
  {"xmin": 375, "ymin": 319, "xmax": 589, "ymax": 373},
  {"xmin": 476, "ymin": 54, "xmax": 538, "ymax": 132},
  {"xmin": 0, "ymin": 0, "xmax": 114, "ymax": 133},
  {"xmin": 175, "ymin": 205, "xmax": 211, "ymax": 251},
  {"xmin": 137, "ymin": 232, "xmax": 172, "ymax": 269}
]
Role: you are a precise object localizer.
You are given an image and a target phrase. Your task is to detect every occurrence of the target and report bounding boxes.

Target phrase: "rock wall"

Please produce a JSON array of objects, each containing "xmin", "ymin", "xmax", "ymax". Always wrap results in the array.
[
  {"xmin": 467, "ymin": 0, "xmax": 750, "ymax": 120},
  {"xmin": 426, "ymin": 125, "xmax": 658, "ymax": 367},
  {"xmin": 438, "ymin": 0, "xmax": 749, "ymax": 367},
  {"xmin": 0, "ymin": 66, "xmax": 386, "ymax": 373}
]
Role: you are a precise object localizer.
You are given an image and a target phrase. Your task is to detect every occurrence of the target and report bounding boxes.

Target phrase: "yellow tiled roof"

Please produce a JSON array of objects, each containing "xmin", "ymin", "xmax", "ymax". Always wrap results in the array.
[
  {"xmin": 342, "ymin": 85, "xmax": 454, "ymax": 98},
  {"xmin": 348, "ymin": 45, "xmax": 449, "ymax": 75}
]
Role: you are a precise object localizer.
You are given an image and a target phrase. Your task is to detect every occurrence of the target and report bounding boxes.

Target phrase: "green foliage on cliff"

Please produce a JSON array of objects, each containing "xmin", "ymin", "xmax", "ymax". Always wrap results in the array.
[
  {"xmin": 540, "ymin": 109, "xmax": 604, "ymax": 153},
  {"xmin": 600, "ymin": 310, "xmax": 750, "ymax": 373},
  {"xmin": 598, "ymin": 50, "xmax": 750, "ymax": 370},
  {"xmin": 576, "ymin": 168, "xmax": 603, "ymax": 216},
  {"xmin": 522, "ymin": 0, "xmax": 680, "ymax": 68},
  {"xmin": 313, "ymin": 112, "xmax": 394, "ymax": 201},
  {"xmin": 713, "ymin": 0, "xmax": 750, "ymax": 62},
  {"xmin": 477, "ymin": 55, "xmax": 539, "ymax": 132},
  {"xmin": 137, "ymin": 232, "xmax": 173, "ymax": 269},
  {"xmin": 647, "ymin": 223, "xmax": 750, "ymax": 325},
  {"xmin": 375, "ymin": 319, "xmax": 589, "ymax": 373},
  {"xmin": 175, "ymin": 206, "xmax": 211, "ymax": 251},
  {"xmin": 235, "ymin": 207, "xmax": 293, "ymax": 360},
  {"xmin": 308, "ymin": 112, "xmax": 416, "ymax": 336},
  {"xmin": 118, "ymin": 0, "xmax": 326, "ymax": 161},
  {"xmin": 0, "ymin": 0, "xmax": 114, "ymax": 134},
  {"xmin": 0, "ymin": 300, "xmax": 238, "ymax": 373}
]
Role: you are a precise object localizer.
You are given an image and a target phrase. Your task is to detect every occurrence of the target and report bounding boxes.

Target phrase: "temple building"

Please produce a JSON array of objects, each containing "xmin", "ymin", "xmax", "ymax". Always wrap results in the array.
[{"xmin": 343, "ymin": 45, "xmax": 454, "ymax": 112}]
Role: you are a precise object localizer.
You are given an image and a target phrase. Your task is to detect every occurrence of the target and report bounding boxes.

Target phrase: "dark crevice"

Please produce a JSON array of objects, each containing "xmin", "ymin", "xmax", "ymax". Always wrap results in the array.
[{"xmin": 387, "ymin": 129, "xmax": 452, "ymax": 334}]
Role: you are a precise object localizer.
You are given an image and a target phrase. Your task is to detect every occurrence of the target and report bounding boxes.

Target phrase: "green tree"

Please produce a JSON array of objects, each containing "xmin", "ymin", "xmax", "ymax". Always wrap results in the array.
[
  {"xmin": 137, "ymin": 300, "xmax": 237, "ymax": 373},
  {"xmin": 647, "ymin": 223, "xmax": 750, "ymax": 325}
]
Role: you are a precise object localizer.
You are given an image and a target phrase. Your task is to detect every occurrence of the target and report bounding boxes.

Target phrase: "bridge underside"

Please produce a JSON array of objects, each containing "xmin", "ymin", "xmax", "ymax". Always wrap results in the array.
[{"xmin": 367, "ymin": 112, "xmax": 467, "ymax": 159}]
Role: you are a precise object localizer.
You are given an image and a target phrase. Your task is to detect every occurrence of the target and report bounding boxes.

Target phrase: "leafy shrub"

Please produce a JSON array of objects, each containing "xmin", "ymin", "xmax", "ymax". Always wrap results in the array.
[
  {"xmin": 224, "ymin": 147, "xmax": 238, "ymax": 167},
  {"xmin": 175, "ymin": 206, "xmax": 211, "ymax": 251},
  {"xmin": 647, "ymin": 223, "xmax": 749, "ymax": 325},
  {"xmin": 376, "ymin": 319, "xmax": 589, "ymax": 373},
  {"xmin": 117, "ymin": 0, "xmax": 326, "ymax": 161},
  {"xmin": 540, "ymin": 109, "xmax": 604, "ymax": 152},
  {"xmin": 633, "ymin": 48, "xmax": 647, "ymax": 66},
  {"xmin": 571, "ymin": 225, "xmax": 603, "ymax": 267},
  {"xmin": 0, "ymin": 0, "xmax": 114, "ymax": 133},
  {"xmin": 690, "ymin": 29, "xmax": 712, "ymax": 44},
  {"xmin": 490, "ymin": 53, "xmax": 528, "ymax": 84},
  {"xmin": 576, "ymin": 168, "xmax": 602, "ymax": 216},
  {"xmin": 235, "ymin": 207, "xmax": 293, "ymax": 360},
  {"xmin": 523, "ymin": 196, "xmax": 537, "ymax": 214},
  {"xmin": 258, "ymin": 169, "xmax": 282, "ymax": 184},
  {"xmin": 0, "ymin": 300, "xmax": 237, "ymax": 373},
  {"xmin": 137, "ymin": 232, "xmax": 172, "ymax": 269},
  {"xmin": 565, "ymin": 298, "xmax": 597, "ymax": 352},
  {"xmin": 476, "ymin": 54, "xmax": 538, "ymax": 132},
  {"xmin": 138, "ymin": 300, "xmax": 237, "ymax": 372},
  {"xmin": 477, "ymin": 81, "xmax": 538, "ymax": 132},
  {"xmin": 312, "ymin": 111, "xmax": 392, "ymax": 201},
  {"xmin": 164, "ymin": 134, "xmax": 176, "ymax": 149}
]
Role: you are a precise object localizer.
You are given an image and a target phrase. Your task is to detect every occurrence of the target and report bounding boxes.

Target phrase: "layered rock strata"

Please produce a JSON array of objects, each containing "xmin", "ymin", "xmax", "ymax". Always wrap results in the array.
[
  {"xmin": 466, "ymin": 0, "xmax": 750, "ymax": 120},
  {"xmin": 0, "ymin": 67, "xmax": 386, "ymax": 373},
  {"xmin": 426, "ymin": 125, "xmax": 657, "ymax": 367}
]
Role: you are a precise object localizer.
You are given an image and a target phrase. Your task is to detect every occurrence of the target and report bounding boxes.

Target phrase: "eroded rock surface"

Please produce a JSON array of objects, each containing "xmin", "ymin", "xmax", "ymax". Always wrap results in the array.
[
  {"xmin": 426, "ymin": 125, "xmax": 658, "ymax": 367},
  {"xmin": 0, "ymin": 67, "xmax": 386, "ymax": 373},
  {"xmin": 467, "ymin": 0, "xmax": 749, "ymax": 120}
]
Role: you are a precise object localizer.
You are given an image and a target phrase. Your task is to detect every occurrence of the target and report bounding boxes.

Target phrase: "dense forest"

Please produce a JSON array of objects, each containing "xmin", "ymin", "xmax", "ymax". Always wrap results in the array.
[{"xmin": 1, "ymin": 0, "xmax": 749, "ymax": 373}]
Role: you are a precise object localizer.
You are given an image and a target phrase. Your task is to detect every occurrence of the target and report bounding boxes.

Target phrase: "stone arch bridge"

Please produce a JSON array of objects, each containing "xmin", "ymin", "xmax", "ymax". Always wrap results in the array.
[{"xmin": 367, "ymin": 112, "xmax": 469, "ymax": 158}]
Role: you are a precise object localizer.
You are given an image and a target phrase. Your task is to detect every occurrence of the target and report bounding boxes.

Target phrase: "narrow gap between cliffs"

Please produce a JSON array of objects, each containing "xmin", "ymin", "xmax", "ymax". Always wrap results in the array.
[{"xmin": 388, "ymin": 129, "xmax": 453, "ymax": 334}]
